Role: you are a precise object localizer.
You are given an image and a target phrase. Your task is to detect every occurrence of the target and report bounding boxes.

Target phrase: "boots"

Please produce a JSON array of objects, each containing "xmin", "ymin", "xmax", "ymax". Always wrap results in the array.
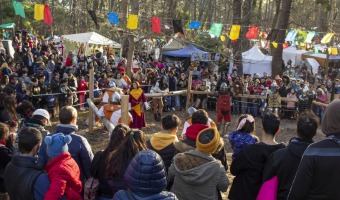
[{"xmin": 157, "ymin": 113, "xmax": 162, "ymax": 121}]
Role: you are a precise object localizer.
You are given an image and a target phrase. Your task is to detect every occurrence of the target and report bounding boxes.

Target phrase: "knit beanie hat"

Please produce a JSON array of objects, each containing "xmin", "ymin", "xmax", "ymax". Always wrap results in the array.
[
  {"xmin": 44, "ymin": 133, "xmax": 72, "ymax": 158},
  {"xmin": 196, "ymin": 128, "xmax": 220, "ymax": 154},
  {"xmin": 322, "ymin": 99, "xmax": 340, "ymax": 136}
]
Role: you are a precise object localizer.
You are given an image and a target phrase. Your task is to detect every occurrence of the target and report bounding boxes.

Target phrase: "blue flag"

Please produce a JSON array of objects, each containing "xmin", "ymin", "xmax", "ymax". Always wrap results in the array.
[
  {"xmin": 108, "ymin": 12, "xmax": 119, "ymax": 25},
  {"xmin": 188, "ymin": 21, "xmax": 201, "ymax": 29}
]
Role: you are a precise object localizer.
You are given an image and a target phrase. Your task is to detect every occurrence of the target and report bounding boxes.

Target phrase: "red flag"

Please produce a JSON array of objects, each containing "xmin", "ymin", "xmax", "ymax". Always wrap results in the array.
[
  {"xmin": 151, "ymin": 17, "xmax": 161, "ymax": 34},
  {"xmin": 44, "ymin": 5, "xmax": 53, "ymax": 25},
  {"xmin": 246, "ymin": 26, "xmax": 259, "ymax": 40}
]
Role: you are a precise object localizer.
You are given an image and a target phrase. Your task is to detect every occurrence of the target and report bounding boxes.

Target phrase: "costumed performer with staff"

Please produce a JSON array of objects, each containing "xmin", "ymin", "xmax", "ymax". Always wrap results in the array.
[{"xmin": 129, "ymin": 81, "xmax": 150, "ymax": 129}]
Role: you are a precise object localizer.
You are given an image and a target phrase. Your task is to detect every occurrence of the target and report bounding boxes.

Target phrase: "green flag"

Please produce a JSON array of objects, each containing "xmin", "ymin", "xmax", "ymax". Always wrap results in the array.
[
  {"xmin": 13, "ymin": 1, "xmax": 26, "ymax": 18},
  {"xmin": 314, "ymin": 46, "xmax": 318, "ymax": 53},
  {"xmin": 209, "ymin": 23, "xmax": 223, "ymax": 37},
  {"xmin": 305, "ymin": 31, "xmax": 316, "ymax": 43}
]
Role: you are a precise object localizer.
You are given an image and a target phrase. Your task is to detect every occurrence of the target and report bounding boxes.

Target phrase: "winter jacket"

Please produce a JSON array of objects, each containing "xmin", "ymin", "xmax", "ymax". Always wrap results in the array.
[
  {"xmin": 4, "ymin": 155, "xmax": 50, "ymax": 200},
  {"xmin": 114, "ymin": 150, "xmax": 177, "ymax": 200},
  {"xmin": 288, "ymin": 138, "xmax": 340, "ymax": 200},
  {"xmin": 45, "ymin": 152, "xmax": 82, "ymax": 200},
  {"xmin": 146, "ymin": 132, "xmax": 178, "ymax": 172},
  {"xmin": 168, "ymin": 150, "xmax": 229, "ymax": 200},
  {"xmin": 263, "ymin": 138, "xmax": 313, "ymax": 200},
  {"xmin": 50, "ymin": 78, "xmax": 60, "ymax": 94},
  {"xmin": 0, "ymin": 142, "xmax": 12, "ymax": 193},
  {"xmin": 228, "ymin": 142, "xmax": 285, "ymax": 200},
  {"xmin": 228, "ymin": 130, "xmax": 259, "ymax": 159},
  {"xmin": 78, "ymin": 80, "xmax": 88, "ymax": 96},
  {"xmin": 38, "ymin": 124, "xmax": 94, "ymax": 182}
]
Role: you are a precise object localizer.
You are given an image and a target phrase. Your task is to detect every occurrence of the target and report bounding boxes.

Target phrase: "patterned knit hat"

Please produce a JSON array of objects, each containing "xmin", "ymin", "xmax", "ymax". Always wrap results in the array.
[
  {"xmin": 44, "ymin": 133, "xmax": 72, "ymax": 158},
  {"xmin": 196, "ymin": 128, "xmax": 220, "ymax": 154}
]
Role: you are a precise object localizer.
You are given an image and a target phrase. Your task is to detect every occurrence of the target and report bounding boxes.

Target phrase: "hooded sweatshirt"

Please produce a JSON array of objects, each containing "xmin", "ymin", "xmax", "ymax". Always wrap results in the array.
[{"xmin": 168, "ymin": 150, "xmax": 229, "ymax": 200}]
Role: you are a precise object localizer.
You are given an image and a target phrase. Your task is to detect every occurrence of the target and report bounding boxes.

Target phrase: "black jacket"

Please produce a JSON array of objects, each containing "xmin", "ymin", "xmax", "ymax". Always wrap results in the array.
[
  {"xmin": 0, "ymin": 144, "xmax": 12, "ymax": 193},
  {"xmin": 263, "ymin": 138, "xmax": 312, "ymax": 200},
  {"xmin": 146, "ymin": 140, "xmax": 177, "ymax": 172},
  {"xmin": 288, "ymin": 138, "xmax": 340, "ymax": 200},
  {"xmin": 229, "ymin": 142, "xmax": 285, "ymax": 200},
  {"xmin": 4, "ymin": 155, "xmax": 43, "ymax": 200}
]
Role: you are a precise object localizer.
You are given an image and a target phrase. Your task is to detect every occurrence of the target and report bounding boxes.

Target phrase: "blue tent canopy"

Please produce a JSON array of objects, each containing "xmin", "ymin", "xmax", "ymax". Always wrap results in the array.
[{"xmin": 162, "ymin": 44, "xmax": 207, "ymax": 57}]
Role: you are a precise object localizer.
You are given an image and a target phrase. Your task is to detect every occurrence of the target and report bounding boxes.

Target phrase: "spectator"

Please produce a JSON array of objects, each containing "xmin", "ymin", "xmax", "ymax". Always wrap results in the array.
[
  {"xmin": 0, "ymin": 123, "xmax": 12, "ymax": 198},
  {"xmin": 113, "ymin": 150, "xmax": 177, "ymax": 200},
  {"xmin": 288, "ymin": 100, "xmax": 340, "ymax": 199},
  {"xmin": 263, "ymin": 113, "xmax": 318, "ymax": 200},
  {"xmin": 228, "ymin": 114, "xmax": 259, "ymax": 159},
  {"xmin": 44, "ymin": 133, "xmax": 82, "ymax": 200},
  {"xmin": 90, "ymin": 124, "xmax": 130, "ymax": 199},
  {"xmin": 0, "ymin": 96, "xmax": 19, "ymax": 123},
  {"xmin": 228, "ymin": 113, "xmax": 285, "ymax": 200},
  {"xmin": 146, "ymin": 114, "xmax": 180, "ymax": 172},
  {"xmin": 4, "ymin": 74, "xmax": 18, "ymax": 94},
  {"xmin": 4, "ymin": 127, "xmax": 50, "ymax": 200},
  {"xmin": 38, "ymin": 106, "xmax": 94, "ymax": 183},
  {"xmin": 78, "ymin": 76, "xmax": 88, "ymax": 111},
  {"xmin": 168, "ymin": 128, "xmax": 229, "ymax": 200},
  {"xmin": 0, "ymin": 75, "xmax": 9, "ymax": 92}
]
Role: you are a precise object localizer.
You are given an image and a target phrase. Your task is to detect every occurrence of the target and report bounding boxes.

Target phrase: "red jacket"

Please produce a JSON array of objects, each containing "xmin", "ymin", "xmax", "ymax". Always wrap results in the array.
[
  {"xmin": 65, "ymin": 56, "xmax": 73, "ymax": 67},
  {"xmin": 78, "ymin": 80, "xmax": 88, "ymax": 95},
  {"xmin": 45, "ymin": 152, "xmax": 82, "ymax": 200}
]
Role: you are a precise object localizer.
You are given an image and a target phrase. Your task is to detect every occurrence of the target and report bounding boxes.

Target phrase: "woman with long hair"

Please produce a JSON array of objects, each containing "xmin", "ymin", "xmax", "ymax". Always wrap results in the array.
[
  {"xmin": 105, "ymin": 129, "xmax": 147, "ymax": 197},
  {"xmin": 129, "ymin": 81, "xmax": 149, "ymax": 129},
  {"xmin": 0, "ymin": 96, "xmax": 19, "ymax": 123},
  {"xmin": 90, "ymin": 124, "xmax": 130, "ymax": 200}
]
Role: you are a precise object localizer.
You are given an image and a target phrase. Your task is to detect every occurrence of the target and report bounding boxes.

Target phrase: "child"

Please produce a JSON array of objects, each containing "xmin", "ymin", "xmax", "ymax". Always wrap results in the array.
[
  {"xmin": 228, "ymin": 114, "xmax": 259, "ymax": 159},
  {"xmin": 44, "ymin": 133, "xmax": 82, "ymax": 200},
  {"xmin": 78, "ymin": 76, "xmax": 88, "ymax": 111}
]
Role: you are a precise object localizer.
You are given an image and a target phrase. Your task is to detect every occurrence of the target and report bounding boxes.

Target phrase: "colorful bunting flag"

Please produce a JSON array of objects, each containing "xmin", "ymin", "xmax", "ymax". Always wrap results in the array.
[
  {"xmin": 209, "ymin": 23, "xmax": 223, "ymax": 37},
  {"xmin": 328, "ymin": 48, "xmax": 332, "ymax": 54},
  {"xmin": 245, "ymin": 26, "xmax": 259, "ymax": 40},
  {"xmin": 108, "ymin": 12, "xmax": 119, "ymax": 25},
  {"xmin": 173, "ymin": 20, "xmax": 184, "ymax": 34},
  {"xmin": 127, "ymin": 14, "xmax": 138, "ymax": 29},
  {"xmin": 272, "ymin": 42, "xmax": 278, "ymax": 48},
  {"xmin": 305, "ymin": 31, "xmax": 316, "ymax": 43},
  {"xmin": 314, "ymin": 46, "xmax": 319, "ymax": 53},
  {"xmin": 285, "ymin": 30, "xmax": 298, "ymax": 42},
  {"xmin": 34, "ymin": 4, "xmax": 45, "ymax": 20},
  {"xmin": 321, "ymin": 33, "xmax": 334, "ymax": 44},
  {"xmin": 283, "ymin": 43, "xmax": 288, "ymax": 48},
  {"xmin": 188, "ymin": 21, "xmax": 201, "ymax": 29},
  {"xmin": 44, "ymin": 5, "xmax": 53, "ymax": 25},
  {"xmin": 151, "ymin": 17, "xmax": 161, "ymax": 34},
  {"xmin": 88, "ymin": 10, "xmax": 100, "ymax": 30},
  {"xmin": 229, "ymin": 25, "xmax": 240, "ymax": 40},
  {"xmin": 331, "ymin": 48, "xmax": 338, "ymax": 55},
  {"xmin": 220, "ymin": 35, "xmax": 226, "ymax": 41},
  {"xmin": 13, "ymin": 1, "xmax": 25, "ymax": 18}
]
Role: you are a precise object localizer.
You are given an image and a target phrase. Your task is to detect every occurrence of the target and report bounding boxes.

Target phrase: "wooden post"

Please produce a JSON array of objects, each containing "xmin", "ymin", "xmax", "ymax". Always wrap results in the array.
[
  {"xmin": 185, "ymin": 71, "xmax": 193, "ymax": 111},
  {"xmin": 88, "ymin": 68, "xmax": 94, "ymax": 133},
  {"xmin": 121, "ymin": 95, "xmax": 129, "ymax": 125}
]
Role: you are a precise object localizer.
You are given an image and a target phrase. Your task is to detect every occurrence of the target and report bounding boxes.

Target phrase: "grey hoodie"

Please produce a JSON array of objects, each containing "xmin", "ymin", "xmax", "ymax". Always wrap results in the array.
[{"xmin": 168, "ymin": 150, "xmax": 229, "ymax": 200}]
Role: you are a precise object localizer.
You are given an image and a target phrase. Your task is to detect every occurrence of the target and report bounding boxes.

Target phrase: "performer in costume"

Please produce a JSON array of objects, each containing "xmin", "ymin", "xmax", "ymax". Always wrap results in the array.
[
  {"xmin": 298, "ymin": 86, "xmax": 314, "ymax": 113},
  {"xmin": 129, "ymin": 81, "xmax": 150, "ymax": 129},
  {"xmin": 150, "ymin": 76, "xmax": 169, "ymax": 121},
  {"xmin": 216, "ymin": 82, "xmax": 232, "ymax": 135},
  {"xmin": 266, "ymin": 81, "xmax": 281, "ymax": 115}
]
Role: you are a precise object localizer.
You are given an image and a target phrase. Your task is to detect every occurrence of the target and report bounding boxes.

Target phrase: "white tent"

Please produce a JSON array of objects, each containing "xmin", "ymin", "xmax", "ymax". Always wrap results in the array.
[
  {"xmin": 62, "ymin": 32, "xmax": 121, "ymax": 48},
  {"xmin": 162, "ymin": 38, "xmax": 185, "ymax": 52},
  {"xmin": 282, "ymin": 46, "xmax": 307, "ymax": 67},
  {"xmin": 240, "ymin": 45, "xmax": 272, "ymax": 75}
]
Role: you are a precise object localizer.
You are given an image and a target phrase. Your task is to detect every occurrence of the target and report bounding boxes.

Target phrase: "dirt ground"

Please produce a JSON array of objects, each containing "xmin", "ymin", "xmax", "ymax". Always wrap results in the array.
[{"xmin": 47, "ymin": 108, "xmax": 326, "ymax": 200}]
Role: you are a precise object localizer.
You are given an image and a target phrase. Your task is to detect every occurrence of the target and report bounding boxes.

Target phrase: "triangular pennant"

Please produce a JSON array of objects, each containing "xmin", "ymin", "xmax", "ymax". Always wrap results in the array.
[
  {"xmin": 331, "ymin": 48, "xmax": 338, "ymax": 55},
  {"xmin": 245, "ymin": 26, "xmax": 259, "ymax": 40},
  {"xmin": 34, "ymin": 4, "xmax": 45, "ymax": 20},
  {"xmin": 108, "ymin": 12, "xmax": 119, "ymax": 25},
  {"xmin": 321, "ymin": 33, "xmax": 334, "ymax": 44},
  {"xmin": 44, "ymin": 5, "xmax": 53, "ymax": 25},
  {"xmin": 151, "ymin": 16, "xmax": 161, "ymax": 34},
  {"xmin": 305, "ymin": 31, "xmax": 316, "ymax": 43},
  {"xmin": 127, "ymin": 14, "xmax": 138, "ymax": 30},
  {"xmin": 209, "ymin": 23, "xmax": 223, "ymax": 37},
  {"xmin": 13, "ymin": 1, "xmax": 26, "ymax": 18},
  {"xmin": 88, "ymin": 10, "xmax": 100, "ymax": 30},
  {"xmin": 229, "ymin": 25, "xmax": 241, "ymax": 40},
  {"xmin": 272, "ymin": 42, "xmax": 278, "ymax": 48},
  {"xmin": 285, "ymin": 30, "xmax": 298, "ymax": 42},
  {"xmin": 188, "ymin": 21, "xmax": 201, "ymax": 29},
  {"xmin": 173, "ymin": 20, "xmax": 184, "ymax": 34}
]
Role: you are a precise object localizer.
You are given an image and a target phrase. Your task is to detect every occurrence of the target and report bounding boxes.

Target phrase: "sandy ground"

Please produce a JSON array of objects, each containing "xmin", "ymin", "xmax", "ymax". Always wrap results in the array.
[{"xmin": 47, "ymin": 108, "xmax": 326, "ymax": 200}]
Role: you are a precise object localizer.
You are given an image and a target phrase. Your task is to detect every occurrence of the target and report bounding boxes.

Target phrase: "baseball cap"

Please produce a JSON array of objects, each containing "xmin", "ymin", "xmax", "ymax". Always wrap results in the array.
[{"xmin": 33, "ymin": 109, "xmax": 51, "ymax": 126}]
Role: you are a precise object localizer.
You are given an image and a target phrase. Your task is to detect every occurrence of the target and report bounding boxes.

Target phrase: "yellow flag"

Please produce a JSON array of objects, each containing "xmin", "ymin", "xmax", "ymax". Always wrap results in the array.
[
  {"xmin": 328, "ymin": 48, "xmax": 332, "ymax": 54},
  {"xmin": 126, "ymin": 14, "xmax": 138, "ymax": 30},
  {"xmin": 332, "ymin": 48, "xmax": 338, "ymax": 55},
  {"xmin": 132, "ymin": 104, "xmax": 142, "ymax": 116},
  {"xmin": 34, "ymin": 4, "xmax": 45, "ymax": 20},
  {"xmin": 272, "ymin": 42, "xmax": 278, "ymax": 48},
  {"xmin": 220, "ymin": 35, "xmax": 225, "ymax": 41},
  {"xmin": 321, "ymin": 33, "xmax": 334, "ymax": 44},
  {"xmin": 229, "ymin": 25, "xmax": 241, "ymax": 40}
]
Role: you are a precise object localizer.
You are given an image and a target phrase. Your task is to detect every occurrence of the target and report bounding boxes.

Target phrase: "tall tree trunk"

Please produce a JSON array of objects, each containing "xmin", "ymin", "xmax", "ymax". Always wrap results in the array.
[
  {"xmin": 241, "ymin": 0, "xmax": 253, "ymax": 51},
  {"xmin": 231, "ymin": 0, "xmax": 243, "ymax": 74},
  {"xmin": 318, "ymin": 2, "xmax": 330, "ymax": 32},
  {"xmin": 271, "ymin": 0, "xmax": 282, "ymax": 28},
  {"xmin": 258, "ymin": 0, "xmax": 263, "ymax": 22},
  {"xmin": 271, "ymin": 0, "xmax": 293, "ymax": 77}
]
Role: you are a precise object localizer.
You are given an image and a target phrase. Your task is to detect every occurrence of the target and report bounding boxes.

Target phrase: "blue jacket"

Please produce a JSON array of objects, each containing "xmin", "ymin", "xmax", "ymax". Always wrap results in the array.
[
  {"xmin": 38, "ymin": 124, "xmax": 94, "ymax": 181},
  {"xmin": 113, "ymin": 150, "xmax": 177, "ymax": 200}
]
